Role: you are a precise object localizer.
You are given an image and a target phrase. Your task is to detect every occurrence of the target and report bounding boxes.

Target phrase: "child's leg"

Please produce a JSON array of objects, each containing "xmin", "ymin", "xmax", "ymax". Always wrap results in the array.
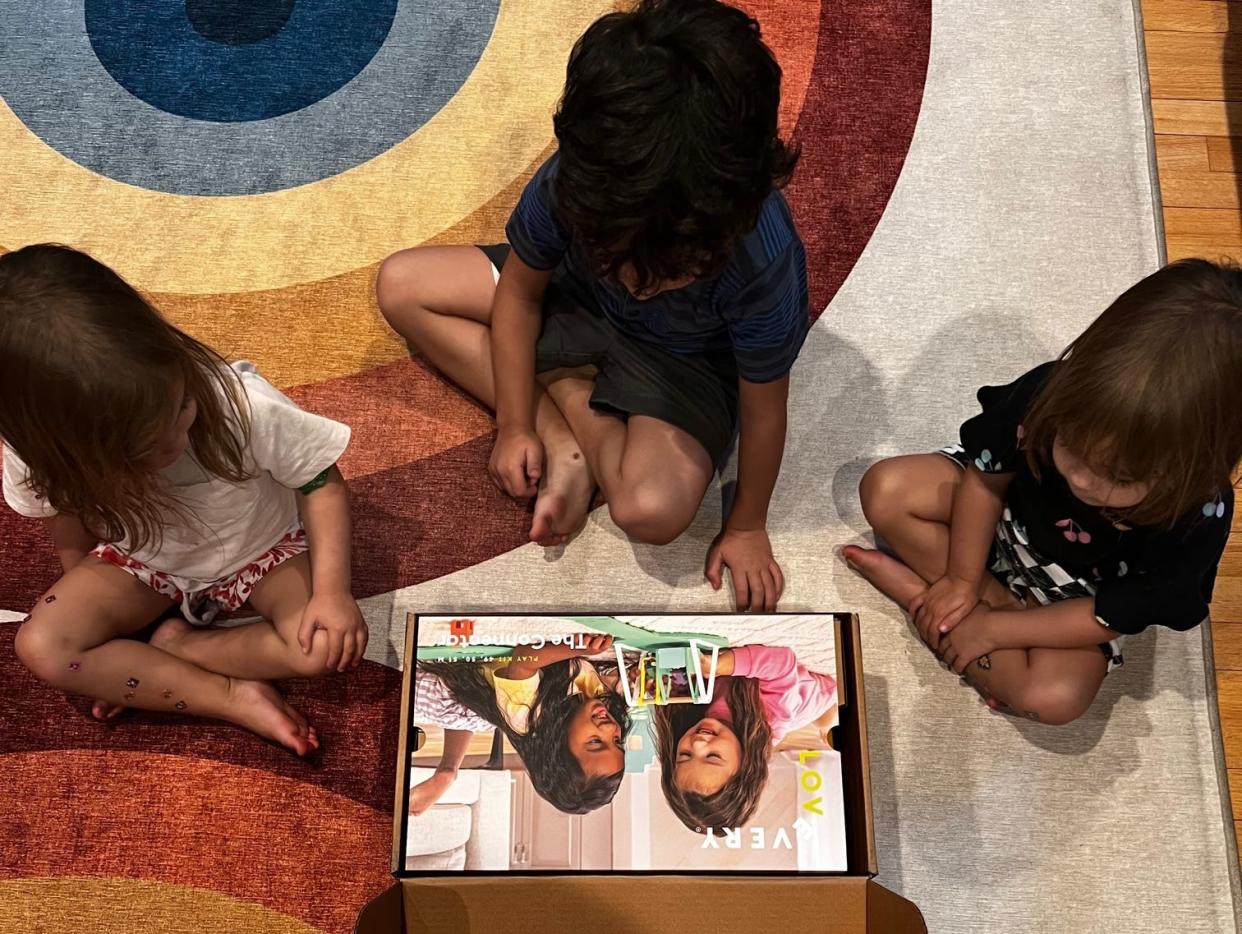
[
  {"xmin": 151, "ymin": 554, "xmax": 335, "ymax": 680},
  {"xmin": 541, "ymin": 373, "xmax": 714, "ymax": 545},
  {"xmin": 14, "ymin": 558, "xmax": 318, "ymax": 754},
  {"xmin": 845, "ymin": 456, "xmax": 1107, "ymax": 723},
  {"xmin": 376, "ymin": 246, "xmax": 593, "ymax": 546}
]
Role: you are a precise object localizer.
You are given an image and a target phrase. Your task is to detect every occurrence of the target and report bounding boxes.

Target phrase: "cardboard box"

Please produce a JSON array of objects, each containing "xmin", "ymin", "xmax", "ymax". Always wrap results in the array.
[{"xmin": 355, "ymin": 613, "xmax": 925, "ymax": 934}]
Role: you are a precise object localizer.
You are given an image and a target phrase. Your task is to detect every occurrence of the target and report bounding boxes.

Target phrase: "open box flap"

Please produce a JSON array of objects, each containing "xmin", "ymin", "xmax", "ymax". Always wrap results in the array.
[{"xmin": 355, "ymin": 877, "xmax": 924, "ymax": 934}]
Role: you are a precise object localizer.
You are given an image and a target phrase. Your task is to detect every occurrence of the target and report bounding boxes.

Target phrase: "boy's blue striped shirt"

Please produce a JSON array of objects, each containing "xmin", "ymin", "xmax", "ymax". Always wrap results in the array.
[{"xmin": 505, "ymin": 154, "xmax": 811, "ymax": 383}]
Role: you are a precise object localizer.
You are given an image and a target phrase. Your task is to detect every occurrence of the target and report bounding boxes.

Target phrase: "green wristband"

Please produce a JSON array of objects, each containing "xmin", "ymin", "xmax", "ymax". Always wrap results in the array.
[{"xmin": 298, "ymin": 467, "xmax": 331, "ymax": 495}]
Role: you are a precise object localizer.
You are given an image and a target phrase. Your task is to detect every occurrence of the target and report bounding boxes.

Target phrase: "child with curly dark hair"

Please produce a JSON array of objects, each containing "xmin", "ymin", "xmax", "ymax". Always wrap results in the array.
[{"xmin": 378, "ymin": 0, "xmax": 806, "ymax": 611}]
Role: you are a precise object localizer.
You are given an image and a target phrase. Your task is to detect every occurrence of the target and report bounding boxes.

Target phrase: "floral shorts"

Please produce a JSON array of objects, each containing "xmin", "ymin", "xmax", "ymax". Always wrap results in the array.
[
  {"xmin": 92, "ymin": 527, "xmax": 308, "ymax": 625},
  {"xmin": 938, "ymin": 445, "xmax": 1124, "ymax": 673}
]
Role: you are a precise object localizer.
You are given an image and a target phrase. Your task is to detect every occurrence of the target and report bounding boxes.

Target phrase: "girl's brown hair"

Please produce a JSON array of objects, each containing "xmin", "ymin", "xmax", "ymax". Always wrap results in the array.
[
  {"xmin": 652, "ymin": 677, "xmax": 772, "ymax": 833},
  {"xmin": 0, "ymin": 244, "xmax": 251, "ymax": 550},
  {"xmin": 1023, "ymin": 258, "xmax": 1242, "ymax": 528}
]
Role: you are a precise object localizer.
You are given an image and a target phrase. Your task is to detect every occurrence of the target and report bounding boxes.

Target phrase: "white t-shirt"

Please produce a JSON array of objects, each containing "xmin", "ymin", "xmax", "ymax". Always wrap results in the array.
[{"xmin": 2, "ymin": 361, "xmax": 350, "ymax": 582}]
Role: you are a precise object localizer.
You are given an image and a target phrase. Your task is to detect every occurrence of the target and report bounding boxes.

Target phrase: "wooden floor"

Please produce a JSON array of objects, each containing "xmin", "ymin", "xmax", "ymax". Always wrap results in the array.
[{"xmin": 1142, "ymin": 0, "xmax": 1242, "ymax": 850}]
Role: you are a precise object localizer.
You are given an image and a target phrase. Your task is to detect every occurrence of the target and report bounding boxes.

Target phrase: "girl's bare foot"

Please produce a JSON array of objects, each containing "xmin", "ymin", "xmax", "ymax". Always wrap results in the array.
[
  {"xmin": 91, "ymin": 699, "xmax": 123, "ymax": 721},
  {"xmin": 150, "ymin": 615, "xmax": 192, "ymax": 654},
  {"xmin": 529, "ymin": 444, "xmax": 595, "ymax": 547},
  {"xmin": 227, "ymin": 679, "xmax": 320, "ymax": 756},
  {"xmin": 841, "ymin": 545, "xmax": 927, "ymax": 609}
]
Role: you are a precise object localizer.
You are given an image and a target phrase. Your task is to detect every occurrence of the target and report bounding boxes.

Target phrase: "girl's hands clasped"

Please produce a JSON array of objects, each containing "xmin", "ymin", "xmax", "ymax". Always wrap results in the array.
[{"xmin": 908, "ymin": 574, "xmax": 979, "ymax": 647}]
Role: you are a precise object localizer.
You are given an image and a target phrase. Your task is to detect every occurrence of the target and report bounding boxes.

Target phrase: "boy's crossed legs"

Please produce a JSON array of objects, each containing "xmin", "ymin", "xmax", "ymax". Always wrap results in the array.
[{"xmin": 376, "ymin": 246, "xmax": 714, "ymax": 546}]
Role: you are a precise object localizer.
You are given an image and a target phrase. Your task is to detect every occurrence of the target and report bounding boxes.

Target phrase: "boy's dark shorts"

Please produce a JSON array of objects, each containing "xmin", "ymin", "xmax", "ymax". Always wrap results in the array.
[{"xmin": 480, "ymin": 243, "xmax": 738, "ymax": 466}]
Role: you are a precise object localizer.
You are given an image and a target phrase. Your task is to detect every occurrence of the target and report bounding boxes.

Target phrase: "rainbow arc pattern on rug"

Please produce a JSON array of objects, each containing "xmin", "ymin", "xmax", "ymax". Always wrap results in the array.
[{"xmin": 0, "ymin": 2, "xmax": 930, "ymax": 931}]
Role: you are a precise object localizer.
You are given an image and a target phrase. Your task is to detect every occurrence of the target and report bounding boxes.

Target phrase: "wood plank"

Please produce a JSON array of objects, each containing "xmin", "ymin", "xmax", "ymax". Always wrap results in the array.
[
  {"xmin": 1164, "ymin": 205, "xmax": 1242, "ymax": 237},
  {"xmin": 1166, "ymin": 235, "xmax": 1242, "ymax": 261},
  {"xmin": 1229, "ymin": 770, "xmax": 1242, "ymax": 814},
  {"xmin": 1154, "ymin": 99, "xmax": 1242, "ymax": 136},
  {"xmin": 1157, "ymin": 134, "xmax": 1212, "ymax": 169},
  {"xmin": 1216, "ymin": 576, "xmax": 1242, "ymax": 623},
  {"xmin": 1159, "ymin": 166, "xmax": 1241, "ymax": 208},
  {"xmin": 1206, "ymin": 134, "xmax": 1241, "ymax": 170},
  {"xmin": 1214, "ymin": 671, "xmax": 1242, "ymax": 764},
  {"xmin": 1212, "ymin": 621, "xmax": 1242, "ymax": 669},
  {"xmin": 1145, "ymin": 32, "xmax": 1242, "ymax": 100},
  {"xmin": 1141, "ymin": 0, "xmax": 1231, "ymax": 33}
]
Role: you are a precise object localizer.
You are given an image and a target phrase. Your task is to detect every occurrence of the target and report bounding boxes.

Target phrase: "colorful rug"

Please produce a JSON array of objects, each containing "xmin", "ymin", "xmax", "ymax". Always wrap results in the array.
[{"xmin": 0, "ymin": 2, "xmax": 931, "ymax": 932}]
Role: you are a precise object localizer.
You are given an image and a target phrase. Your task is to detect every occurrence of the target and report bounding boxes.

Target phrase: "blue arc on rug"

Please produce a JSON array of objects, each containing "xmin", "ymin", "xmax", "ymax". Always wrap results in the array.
[
  {"xmin": 1, "ymin": 0, "xmax": 499, "ymax": 194},
  {"xmin": 86, "ymin": 0, "xmax": 399, "ymax": 122}
]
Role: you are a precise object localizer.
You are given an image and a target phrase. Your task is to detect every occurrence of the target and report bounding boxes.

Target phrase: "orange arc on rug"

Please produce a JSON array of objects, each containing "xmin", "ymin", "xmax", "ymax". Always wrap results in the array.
[{"xmin": 0, "ymin": 749, "xmax": 393, "ymax": 934}]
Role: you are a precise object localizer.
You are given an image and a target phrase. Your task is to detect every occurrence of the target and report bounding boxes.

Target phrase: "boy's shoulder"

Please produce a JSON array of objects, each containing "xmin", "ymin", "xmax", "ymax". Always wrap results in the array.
[{"xmin": 733, "ymin": 191, "xmax": 802, "ymax": 270}]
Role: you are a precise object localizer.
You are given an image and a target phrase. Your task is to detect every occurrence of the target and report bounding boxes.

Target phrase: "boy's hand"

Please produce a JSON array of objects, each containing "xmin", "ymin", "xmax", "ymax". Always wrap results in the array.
[
  {"xmin": 298, "ymin": 591, "xmax": 369, "ymax": 672},
  {"xmin": 409, "ymin": 769, "xmax": 457, "ymax": 817},
  {"xmin": 938, "ymin": 605, "xmax": 997, "ymax": 674},
  {"xmin": 909, "ymin": 575, "xmax": 978, "ymax": 645},
  {"xmin": 705, "ymin": 528, "xmax": 784, "ymax": 611},
  {"xmin": 489, "ymin": 426, "xmax": 543, "ymax": 498}
]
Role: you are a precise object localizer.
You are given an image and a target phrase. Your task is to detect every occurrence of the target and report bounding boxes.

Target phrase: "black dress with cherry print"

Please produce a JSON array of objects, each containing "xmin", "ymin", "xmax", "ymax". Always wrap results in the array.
[{"xmin": 956, "ymin": 362, "xmax": 1233, "ymax": 637}]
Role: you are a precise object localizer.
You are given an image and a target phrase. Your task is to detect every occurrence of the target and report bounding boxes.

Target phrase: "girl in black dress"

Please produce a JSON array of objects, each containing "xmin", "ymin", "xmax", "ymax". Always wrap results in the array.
[{"xmin": 844, "ymin": 259, "xmax": 1241, "ymax": 724}]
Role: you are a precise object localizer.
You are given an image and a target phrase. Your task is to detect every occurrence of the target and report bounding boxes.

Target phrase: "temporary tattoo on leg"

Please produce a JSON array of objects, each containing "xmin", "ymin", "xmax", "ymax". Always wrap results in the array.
[
  {"xmin": 124, "ymin": 692, "xmax": 135, "ymax": 700},
  {"xmin": 125, "ymin": 677, "xmax": 139, "ymax": 689},
  {"xmin": 162, "ymin": 689, "xmax": 173, "ymax": 699},
  {"xmin": 68, "ymin": 661, "xmax": 81, "ymax": 672},
  {"xmin": 174, "ymin": 700, "xmax": 187, "ymax": 710},
  {"xmin": 1024, "ymin": 710, "xmax": 1041, "ymax": 721},
  {"xmin": 44, "ymin": 594, "xmax": 56, "ymax": 604},
  {"xmin": 976, "ymin": 654, "xmax": 992, "ymax": 671}
]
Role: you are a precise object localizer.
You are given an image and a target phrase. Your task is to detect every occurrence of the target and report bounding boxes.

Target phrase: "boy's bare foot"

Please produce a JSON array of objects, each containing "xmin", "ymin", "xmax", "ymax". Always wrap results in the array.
[
  {"xmin": 530, "ymin": 444, "xmax": 595, "ymax": 546},
  {"xmin": 841, "ymin": 545, "xmax": 927, "ymax": 610},
  {"xmin": 228, "ymin": 679, "xmax": 320, "ymax": 757}
]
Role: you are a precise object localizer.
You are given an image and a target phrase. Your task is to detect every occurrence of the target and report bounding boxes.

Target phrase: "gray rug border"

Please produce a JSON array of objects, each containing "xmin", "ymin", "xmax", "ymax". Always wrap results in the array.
[{"xmin": 1130, "ymin": 0, "xmax": 1242, "ymax": 925}]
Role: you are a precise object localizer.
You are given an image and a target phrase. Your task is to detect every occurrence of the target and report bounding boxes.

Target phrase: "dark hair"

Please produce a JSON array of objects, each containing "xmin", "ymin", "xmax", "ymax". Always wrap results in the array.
[
  {"xmin": 0, "ymin": 244, "xmax": 251, "ymax": 551},
  {"xmin": 422, "ymin": 658, "xmax": 631, "ymax": 814},
  {"xmin": 652, "ymin": 677, "xmax": 772, "ymax": 832},
  {"xmin": 553, "ymin": 0, "xmax": 799, "ymax": 293},
  {"xmin": 1023, "ymin": 258, "xmax": 1242, "ymax": 528}
]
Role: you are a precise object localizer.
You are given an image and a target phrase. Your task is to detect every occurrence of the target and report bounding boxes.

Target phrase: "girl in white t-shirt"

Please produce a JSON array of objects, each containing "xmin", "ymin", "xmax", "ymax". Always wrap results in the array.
[{"xmin": 0, "ymin": 244, "xmax": 365, "ymax": 756}]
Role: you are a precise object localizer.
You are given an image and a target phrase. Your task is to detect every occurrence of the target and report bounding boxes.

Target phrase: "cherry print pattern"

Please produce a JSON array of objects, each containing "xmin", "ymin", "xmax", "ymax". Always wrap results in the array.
[{"xmin": 1055, "ymin": 518, "xmax": 1092, "ymax": 544}]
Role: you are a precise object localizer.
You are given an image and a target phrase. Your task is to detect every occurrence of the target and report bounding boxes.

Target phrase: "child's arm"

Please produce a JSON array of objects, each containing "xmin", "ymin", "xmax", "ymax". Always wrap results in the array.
[
  {"xmin": 489, "ymin": 255, "xmax": 554, "ymax": 499},
  {"xmin": 938, "ymin": 600, "xmax": 1113, "ymax": 673},
  {"xmin": 409, "ymin": 728, "xmax": 473, "ymax": 817},
  {"xmin": 296, "ymin": 465, "xmax": 368, "ymax": 672},
  {"xmin": 497, "ymin": 634, "xmax": 614, "ymax": 681},
  {"xmin": 44, "ymin": 514, "xmax": 98, "ymax": 574},
  {"xmin": 705, "ymin": 375, "xmax": 789, "ymax": 611},
  {"xmin": 911, "ymin": 466, "xmax": 1013, "ymax": 647}
]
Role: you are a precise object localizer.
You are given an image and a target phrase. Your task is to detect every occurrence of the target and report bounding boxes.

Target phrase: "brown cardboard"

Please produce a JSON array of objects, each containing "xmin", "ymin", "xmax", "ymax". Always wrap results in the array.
[{"xmin": 361, "ymin": 613, "xmax": 924, "ymax": 934}]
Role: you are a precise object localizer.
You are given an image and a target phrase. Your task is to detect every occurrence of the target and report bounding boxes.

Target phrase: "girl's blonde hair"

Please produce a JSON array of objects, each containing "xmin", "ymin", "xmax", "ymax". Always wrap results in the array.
[
  {"xmin": 0, "ymin": 244, "xmax": 251, "ymax": 551},
  {"xmin": 1023, "ymin": 258, "xmax": 1242, "ymax": 528}
]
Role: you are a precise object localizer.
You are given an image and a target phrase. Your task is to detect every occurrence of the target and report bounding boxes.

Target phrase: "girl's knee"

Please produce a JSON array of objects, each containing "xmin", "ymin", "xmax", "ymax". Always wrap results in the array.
[
  {"xmin": 282, "ymin": 625, "xmax": 336, "ymax": 679},
  {"xmin": 859, "ymin": 459, "xmax": 909, "ymax": 530},
  {"xmin": 14, "ymin": 616, "xmax": 77, "ymax": 687},
  {"xmin": 1013, "ymin": 679, "xmax": 1093, "ymax": 726}
]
